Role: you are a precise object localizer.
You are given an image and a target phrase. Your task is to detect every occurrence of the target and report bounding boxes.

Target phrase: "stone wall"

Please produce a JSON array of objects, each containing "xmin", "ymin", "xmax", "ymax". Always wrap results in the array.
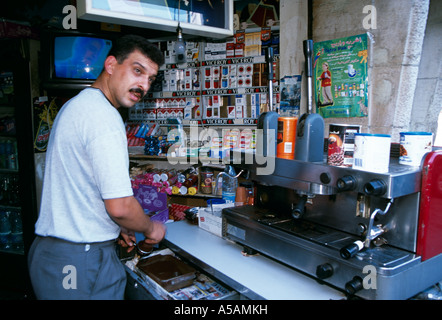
[
  {"xmin": 280, "ymin": 0, "xmax": 440, "ymax": 142},
  {"xmin": 410, "ymin": 0, "xmax": 442, "ymax": 137}
]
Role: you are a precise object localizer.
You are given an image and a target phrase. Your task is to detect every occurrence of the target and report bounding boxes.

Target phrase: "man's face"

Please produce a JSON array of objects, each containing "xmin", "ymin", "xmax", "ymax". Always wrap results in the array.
[
  {"xmin": 107, "ymin": 50, "xmax": 159, "ymax": 108},
  {"xmin": 82, "ymin": 39, "xmax": 103, "ymax": 65}
]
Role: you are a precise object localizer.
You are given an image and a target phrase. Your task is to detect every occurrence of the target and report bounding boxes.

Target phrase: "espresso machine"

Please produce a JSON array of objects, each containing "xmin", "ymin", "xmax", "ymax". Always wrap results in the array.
[{"xmin": 222, "ymin": 149, "xmax": 442, "ymax": 300}]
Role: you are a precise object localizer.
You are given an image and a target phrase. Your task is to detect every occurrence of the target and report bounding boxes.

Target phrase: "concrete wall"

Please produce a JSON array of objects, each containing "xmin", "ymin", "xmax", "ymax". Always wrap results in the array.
[
  {"xmin": 280, "ymin": 0, "xmax": 440, "ymax": 142},
  {"xmin": 410, "ymin": 0, "xmax": 442, "ymax": 138}
]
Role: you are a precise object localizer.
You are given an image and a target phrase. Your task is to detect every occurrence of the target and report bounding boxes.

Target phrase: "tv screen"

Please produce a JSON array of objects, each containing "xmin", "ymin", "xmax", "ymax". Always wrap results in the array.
[{"xmin": 54, "ymin": 36, "xmax": 112, "ymax": 80}]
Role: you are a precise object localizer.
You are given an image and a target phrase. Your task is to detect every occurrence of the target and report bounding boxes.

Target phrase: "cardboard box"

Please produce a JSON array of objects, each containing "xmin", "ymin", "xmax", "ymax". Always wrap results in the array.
[{"xmin": 198, "ymin": 204, "xmax": 234, "ymax": 237}]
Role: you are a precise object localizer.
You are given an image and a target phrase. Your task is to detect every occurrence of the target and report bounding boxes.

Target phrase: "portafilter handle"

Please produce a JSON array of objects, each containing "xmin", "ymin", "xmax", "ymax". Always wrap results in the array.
[{"xmin": 291, "ymin": 195, "xmax": 308, "ymax": 219}]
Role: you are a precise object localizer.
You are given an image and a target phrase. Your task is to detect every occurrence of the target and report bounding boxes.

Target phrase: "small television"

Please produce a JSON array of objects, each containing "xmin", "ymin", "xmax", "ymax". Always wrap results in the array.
[{"xmin": 42, "ymin": 30, "xmax": 115, "ymax": 92}]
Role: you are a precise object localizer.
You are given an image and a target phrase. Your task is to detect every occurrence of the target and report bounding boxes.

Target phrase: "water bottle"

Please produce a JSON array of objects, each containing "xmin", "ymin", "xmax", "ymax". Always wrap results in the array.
[
  {"xmin": 0, "ymin": 141, "xmax": 5, "ymax": 169},
  {"xmin": 222, "ymin": 165, "xmax": 238, "ymax": 204},
  {"xmin": 5, "ymin": 140, "xmax": 13, "ymax": 168},
  {"xmin": 10, "ymin": 210, "xmax": 23, "ymax": 251},
  {"xmin": 0, "ymin": 210, "xmax": 11, "ymax": 250}
]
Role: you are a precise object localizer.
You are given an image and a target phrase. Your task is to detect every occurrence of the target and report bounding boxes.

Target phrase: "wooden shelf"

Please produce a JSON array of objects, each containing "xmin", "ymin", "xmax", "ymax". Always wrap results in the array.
[{"xmin": 169, "ymin": 192, "xmax": 221, "ymax": 199}]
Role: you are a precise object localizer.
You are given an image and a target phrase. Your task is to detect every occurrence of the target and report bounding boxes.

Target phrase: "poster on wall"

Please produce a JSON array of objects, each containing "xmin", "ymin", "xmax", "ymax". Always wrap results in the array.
[
  {"xmin": 279, "ymin": 75, "xmax": 301, "ymax": 117},
  {"xmin": 313, "ymin": 34, "xmax": 369, "ymax": 118}
]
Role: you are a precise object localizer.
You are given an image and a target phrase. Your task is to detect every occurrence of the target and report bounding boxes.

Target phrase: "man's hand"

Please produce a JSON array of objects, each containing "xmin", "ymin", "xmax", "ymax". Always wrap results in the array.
[
  {"xmin": 118, "ymin": 228, "xmax": 137, "ymax": 252},
  {"xmin": 143, "ymin": 221, "xmax": 166, "ymax": 244}
]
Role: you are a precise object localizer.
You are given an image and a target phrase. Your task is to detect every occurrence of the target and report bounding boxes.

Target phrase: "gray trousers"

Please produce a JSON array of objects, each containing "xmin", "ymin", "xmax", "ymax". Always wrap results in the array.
[{"xmin": 28, "ymin": 236, "xmax": 126, "ymax": 300}]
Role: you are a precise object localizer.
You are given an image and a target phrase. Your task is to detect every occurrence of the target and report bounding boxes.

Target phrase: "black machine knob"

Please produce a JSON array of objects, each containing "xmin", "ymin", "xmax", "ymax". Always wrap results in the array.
[
  {"xmin": 320, "ymin": 172, "xmax": 332, "ymax": 184},
  {"xmin": 336, "ymin": 176, "xmax": 357, "ymax": 191},
  {"xmin": 345, "ymin": 276, "xmax": 364, "ymax": 296},
  {"xmin": 364, "ymin": 179, "xmax": 387, "ymax": 196},
  {"xmin": 316, "ymin": 263, "xmax": 334, "ymax": 280},
  {"xmin": 340, "ymin": 240, "xmax": 364, "ymax": 259}
]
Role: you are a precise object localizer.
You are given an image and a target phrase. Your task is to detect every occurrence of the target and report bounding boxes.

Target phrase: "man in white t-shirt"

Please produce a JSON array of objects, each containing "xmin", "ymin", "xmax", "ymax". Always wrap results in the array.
[{"xmin": 28, "ymin": 35, "xmax": 166, "ymax": 299}]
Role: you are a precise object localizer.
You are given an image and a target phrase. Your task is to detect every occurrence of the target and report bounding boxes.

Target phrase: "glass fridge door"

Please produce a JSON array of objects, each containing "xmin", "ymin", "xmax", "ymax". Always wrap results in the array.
[{"xmin": 0, "ymin": 70, "xmax": 24, "ymax": 255}]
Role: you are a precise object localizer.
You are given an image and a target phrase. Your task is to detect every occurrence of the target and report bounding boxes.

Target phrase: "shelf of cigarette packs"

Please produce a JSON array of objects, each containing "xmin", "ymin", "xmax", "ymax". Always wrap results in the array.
[
  {"xmin": 129, "ymin": 58, "xmax": 204, "ymax": 129},
  {"xmin": 127, "ymin": 57, "xmax": 281, "ymax": 130},
  {"xmin": 200, "ymin": 55, "xmax": 280, "ymax": 126}
]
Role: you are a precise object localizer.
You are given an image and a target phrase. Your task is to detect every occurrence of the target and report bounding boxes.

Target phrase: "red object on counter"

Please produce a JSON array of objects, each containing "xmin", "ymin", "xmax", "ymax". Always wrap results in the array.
[
  {"xmin": 169, "ymin": 203, "xmax": 191, "ymax": 221},
  {"xmin": 417, "ymin": 150, "xmax": 442, "ymax": 261}
]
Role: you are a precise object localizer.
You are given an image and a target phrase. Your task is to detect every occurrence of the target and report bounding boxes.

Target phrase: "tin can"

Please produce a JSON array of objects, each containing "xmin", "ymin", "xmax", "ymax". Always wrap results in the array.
[
  {"xmin": 327, "ymin": 124, "xmax": 361, "ymax": 167},
  {"xmin": 353, "ymin": 133, "xmax": 391, "ymax": 173},
  {"xmin": 277, "ymin": 117, "xmax": 298, "ymax": 159},
  {"xmin": 399, "ymin": 132, "xmax": 433, "ymax": 166}
]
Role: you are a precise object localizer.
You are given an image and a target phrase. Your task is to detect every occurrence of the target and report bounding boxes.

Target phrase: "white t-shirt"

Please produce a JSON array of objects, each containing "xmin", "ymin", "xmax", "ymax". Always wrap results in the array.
[{"xmin": 35, "ymin": 88, "xmax": 133, "ymax": 243}]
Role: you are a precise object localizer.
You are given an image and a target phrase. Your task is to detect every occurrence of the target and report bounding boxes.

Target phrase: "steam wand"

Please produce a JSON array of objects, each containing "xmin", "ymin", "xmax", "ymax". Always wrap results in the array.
[
  {"xmin": 364, "ymin": 199, "xmax": 393, "ymax": 248},
  {"xmin": 340, "ymin": 199, "xmax": 394, "ymax": 259}
]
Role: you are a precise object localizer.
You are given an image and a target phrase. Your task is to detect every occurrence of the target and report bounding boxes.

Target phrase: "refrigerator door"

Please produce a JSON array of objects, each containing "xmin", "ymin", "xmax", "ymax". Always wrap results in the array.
[{"xmin": 0, "ymin": 39, "xmax": 39, "ymax": 297}]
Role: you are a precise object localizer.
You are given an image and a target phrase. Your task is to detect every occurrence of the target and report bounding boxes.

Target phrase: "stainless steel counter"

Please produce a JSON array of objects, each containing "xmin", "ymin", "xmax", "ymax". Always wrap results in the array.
[{"xmin": 164, "ymin": 220, "xmax": 346, "ymax": 300}]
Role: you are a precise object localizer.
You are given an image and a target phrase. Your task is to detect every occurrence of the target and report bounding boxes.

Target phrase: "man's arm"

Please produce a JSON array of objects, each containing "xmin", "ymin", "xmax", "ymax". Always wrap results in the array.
[{"xmin": 104, "ymin": 196, "xmax": 166, "ymax": 244}]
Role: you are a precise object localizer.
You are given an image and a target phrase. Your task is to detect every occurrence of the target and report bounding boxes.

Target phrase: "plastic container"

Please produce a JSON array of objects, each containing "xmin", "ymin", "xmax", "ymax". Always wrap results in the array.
[
  {"xmin": 235, "ymin": 187, "xmax": 247, "ymax": 206},
  {"xmin": 207, "ymin": 198, "xmax": 226, "ymax": 207},
  {"xmin": 206, "ymin": 198, "xmax": 228, "ymax": 215},
  {"xmin": 353, "ymin": 133, "xmax": 391, "ymax": 173},
  {"xmin": 137, "ymin": 254, "xmax": 196, "ymax": 292},
  {"xmin": 399, "ymin": 132, "xmax": 433, "ymax": 166}
]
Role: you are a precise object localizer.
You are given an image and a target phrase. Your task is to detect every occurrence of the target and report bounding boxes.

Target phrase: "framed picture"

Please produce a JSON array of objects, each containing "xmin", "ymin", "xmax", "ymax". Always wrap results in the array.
[{"xmin": 77, "ymin": 0, "xmax": 234, "ymax": 39}]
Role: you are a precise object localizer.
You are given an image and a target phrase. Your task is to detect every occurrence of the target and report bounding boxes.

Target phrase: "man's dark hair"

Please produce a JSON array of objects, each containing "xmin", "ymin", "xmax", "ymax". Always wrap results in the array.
[{"xmin": 108, "ymin": 34, "xmax": 165, "ymax": 67}]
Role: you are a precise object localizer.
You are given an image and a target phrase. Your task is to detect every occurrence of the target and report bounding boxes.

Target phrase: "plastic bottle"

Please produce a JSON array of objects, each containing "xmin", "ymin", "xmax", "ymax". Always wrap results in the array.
[
  {"xmin": 0, "ymin": 210, "xmax": 11, "ymax": 250},
  {"xmin": 222, "ymin": 165, "xmax": 238, "ymax": 204},
  {"xmin": 0, "ymin": 141, "xmax": 5, "ymax": 169},
  {"xmin": 10, "ymin": 210, "xmax": 23, "ymax": 251},
  {"xmin": 5, "ymin": 140, "xmax": 12, "ymax": 165}
]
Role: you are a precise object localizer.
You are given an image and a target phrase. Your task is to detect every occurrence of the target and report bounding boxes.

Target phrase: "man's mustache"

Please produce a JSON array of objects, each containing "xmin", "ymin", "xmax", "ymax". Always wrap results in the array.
[{"xmin": 129, "ymin": 88, "xmax": 145, "ymax": 98}]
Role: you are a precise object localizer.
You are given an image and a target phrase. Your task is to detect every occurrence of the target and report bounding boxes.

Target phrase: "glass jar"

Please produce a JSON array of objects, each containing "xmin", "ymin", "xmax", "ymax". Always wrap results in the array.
[{"xmin": 199, "ymin": 167, "xmax": 213, "ymax": 194}]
